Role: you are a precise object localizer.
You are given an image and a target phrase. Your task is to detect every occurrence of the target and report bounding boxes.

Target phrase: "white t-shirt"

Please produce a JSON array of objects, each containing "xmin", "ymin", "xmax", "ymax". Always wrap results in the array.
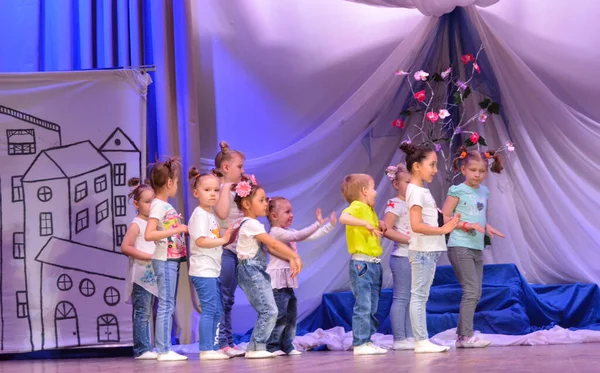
[
  {"xmin": 236, "ymin": 218, "xmax": 266, "ymax": 260},
  {"xmin": 188, "ymin": 207, "xmax": 223, "ymax": 278},
  {"xmin": 406, "ymin": 183, "xmax": 447, "ymax": 252},
  {"xmin": 149, "ymin": 199, "xmax": 187, "ymax": 261},
  {"xmin": 216, "ymin": 189, "xmax": 244, "ymax": 253},
  {"xmin": 384, "ymin": 197, "xmax": 410, "ymax": 257},
  {"xmin": 124, "ymin": 218, "xmax": 158, "ymax": 303}
]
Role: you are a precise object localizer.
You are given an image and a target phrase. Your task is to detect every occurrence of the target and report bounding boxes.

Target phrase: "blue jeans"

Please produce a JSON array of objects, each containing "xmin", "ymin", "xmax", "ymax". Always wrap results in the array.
[
  {"xmin": 132, "ymin": 283, "xmax": 155, "ymax": 357},
  {"xmin": 152, "ymin": 259, "xmax": 180, "ymax": 353},
  {"xmin": 349, "ymin": 260, "xmax": 382, "ymax": 346},
  {"xmin": 389, "ymin": 255, "xmax": 413, "ymax": 341},
  {"xmin": 190, "ymin": 276, "xmax": 224, "ymax": 351},
  {"xmin": 408, "ymin": 251, "xmax": 441, "ymax": 341},
  {"xmin": 237, "ymin": 248, "xmax": 278, "ymax": 351},
  {"xmin": 218, "ymin": 249, "xmax": 238, "ymax": 348},
  {"xmin": 266, "ymin": 288, "xmax": 297, "ymax": 353}
]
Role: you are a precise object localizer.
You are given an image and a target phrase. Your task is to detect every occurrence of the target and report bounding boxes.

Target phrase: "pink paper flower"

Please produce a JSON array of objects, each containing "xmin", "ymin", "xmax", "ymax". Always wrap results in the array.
[
  {"xmin": 506, "ymin": 142, "xmax": 515, "ymax": 152},
  {"xmin": 479, "ymin": 111, "xmax": 488, "ymax": 123},
  {"xmin": 434, "ymin": 143, "xmax": 442, "ymax": 152},
  {"xmin": 461, "ymin": 54, "xmax": 475, "ymax": 64},
  {"xmin": 455, "ymin": 80, "xmax": 467, "ymax": 90},
  {"xmin": 246, "ymin": 174, "xmax": 257, "ymax": 185},
  {"xmin": 414, "ymin": 70, "xmax": 429, "ymax": 81},
  {"xmin": 426, "ymin": 111, "xmax": 439, "ymax": 123},
  {"xmin": 395, "ymin": 69, "xmax": 409, "ymax": 76},
  {"xmin": 441, "ymin": 67, "xmax": 452, "ymax": 79},
  {"xmin": 385, "ymin": 166, "xmax": 398, "ymax": 181},
  {"xmin": 414, "ymin": 90, "xmax": 426, "ymax": 102},
  {"xmin": 392, "ymin": 119, "xmax": 405, "ymax": 128},
  {"xmin": 470, "ymin": 132, "xmax": 480, "ymax": 144},
  {"xmin": 235, "ymin": 181, "xmax": 252, "ymax": 198},
  {"xmin": 474, "ymin": 62, "xmax": 481, "ymax": 73},
  {"xmin": 438, "ymin": 109, "xmax": 450, "ymax": 119}
]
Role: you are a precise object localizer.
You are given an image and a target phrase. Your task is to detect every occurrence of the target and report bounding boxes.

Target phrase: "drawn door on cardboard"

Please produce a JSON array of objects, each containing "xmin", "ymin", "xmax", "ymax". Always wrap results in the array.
[{"xmin": 55, "ymin": 301, "xmax": 80, "ymax": 348}]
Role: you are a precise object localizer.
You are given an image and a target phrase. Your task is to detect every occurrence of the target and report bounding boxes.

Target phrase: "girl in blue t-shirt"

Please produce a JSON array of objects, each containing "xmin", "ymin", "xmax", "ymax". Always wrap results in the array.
[{"xmin": 441, "ymin": 148, "xmax": 506, "ymax": 349}]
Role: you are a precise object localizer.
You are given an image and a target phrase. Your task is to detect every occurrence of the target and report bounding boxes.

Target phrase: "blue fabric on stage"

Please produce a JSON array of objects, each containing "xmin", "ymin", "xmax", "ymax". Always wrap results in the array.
[{"xmin": 295, "ymin": 264, "xmax": 600, "ymax": 338}]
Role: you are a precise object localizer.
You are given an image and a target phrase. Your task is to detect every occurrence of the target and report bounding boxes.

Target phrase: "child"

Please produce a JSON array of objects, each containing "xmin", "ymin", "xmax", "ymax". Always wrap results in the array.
[
  {"xmin": 382, "ymin": 164, "xmax": 414, "ymax": 350},
  {"xmin": 399, "ymin": 142, "xmax": 461, "ymax": 353},
  {"xmin": 265, "ymin": 197, "xmax": 337, "ymax": 356},
  {"xmin": 121, "ymin": 178, "xmax": 158, "ymax": 360},
  {"xmin": 339, "ymin": 173, "xmax": 387, "ymax": 356},
  {"xmin": 187, "ymin": 168, "xmax": 234, "ymax": 360},
  {"xmin": 212, "ymin": 141, "xmax": 247, "ymax": 357},
  {"xmin": 144, "ymin": 156, "xmax": 189, "ymax": 361},
  {"xmin": 441, "ymin": 149, "xmax": 505, "ymax": 348},
  {"xmin": 232, "ymin": 180, "xmax": 303, "ymax": 359}
]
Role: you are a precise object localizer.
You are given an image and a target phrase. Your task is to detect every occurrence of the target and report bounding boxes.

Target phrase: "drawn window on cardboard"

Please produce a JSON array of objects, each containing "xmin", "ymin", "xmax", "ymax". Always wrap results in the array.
[
  {"xmin": 114, "ymin": 196, "xmax": 126, "ymax": 216},
  {"xmin": 39, "ymin": 212, "xmax": 53, "ymax": 236},
  {"xmin": 57, "ymin": 274, "xmax": 73, "ymax": 291},
  {"xmin": 37, "ymin": 186, "xmax": 52, "ymax": 202},
  {"xmin": 74, "ymin": 181, "xmax": 88, "ymax": 202},
  {"xmin": 94, "ymin": 175, "xmax": 107, "ymax": 193},
  {"xmin": 16, "ymin": 291, "xmax": 28, "ymax": 318},
  {"xmin": 75, "ymin": 209, "xmax": 89, "ymax": 233},
  {"xmin": 95, "ymin": 200, "xmax": 109, "ymax": 224},
  {"xmin": 79, "ymin": 278, "xmax": 95, "ymax": 297},
  {"xmin": 104, "ymin": 287, "xmax": 120, "ymax": 306},
  {"xmin": 113, "ymin": 163, "xmax": 126, "ymax": 186},
  {"xmin": 13, "ymin": 232, "xmax": 25, "ymax": 259},
  {"xmin": 11, "ymin": 175, "xmax": 24, "ymax": 202},
  {"xmin": 7, "ymin": 129, "xmax": 36, "ymax": 155}
]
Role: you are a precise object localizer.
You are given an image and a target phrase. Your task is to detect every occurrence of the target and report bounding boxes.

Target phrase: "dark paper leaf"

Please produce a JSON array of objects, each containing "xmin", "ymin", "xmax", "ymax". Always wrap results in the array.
[
  {"xmin": 453, "ymin": 91, "xmax": 463, "ymax": 104},
  {"xmin": 488, "ymin": 102, "xmax": 500, "ymax": 114},
  {"xmin": 463, "ymin": 86, "xmax": 472, "ymax": 99},
  {"xmin": 479, "ymin": 99, "xmax": 491, "ymax": 109},
  {"xmin": 400, "ymin": 109, "xmax": 412, "ymax": 117},
  {"xmin": 478, "ymin": 136, "xmax": 487, "ymax": 146},
  {"xmin": 432, "ymin": 73, "xmax": 444, "ymax": 82},
  {"xmin": 465, "ymin": 138, "xmax": 475, "ymax": 147}
]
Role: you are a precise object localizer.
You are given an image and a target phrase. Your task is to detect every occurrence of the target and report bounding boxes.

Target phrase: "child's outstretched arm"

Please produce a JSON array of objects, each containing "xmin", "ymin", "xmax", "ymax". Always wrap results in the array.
[
  {"xmin": 145, "ymin": 218, "xmax": 188, "ymax": 242},
  {"xmin": 256, "ymin": 233, "xmax": 303, "ymax": 277},
  {"xmin": 214, "ymin": 183, "xmax": 233, "ymax": 220},
  {"xmin": 340, "ymin": 212, "xmax": 381, "ymax": 236},
  {"xmin": 441, "ymin": 196, "xmax": 485, "ymax": 233},
  {"xmin": 194, "ymin": 226, "xmax": 233, "ymax": 248},
  {"xmin": 121, "ymin": 223, "xmax": 152, "ymax": 260},
  {"xmin": 383, "ymin": 212, "xmax": 410, "ymax": 245},
  {"xmin": 410, "ymin": 206, "xmax": 461, "ymax": 235}
]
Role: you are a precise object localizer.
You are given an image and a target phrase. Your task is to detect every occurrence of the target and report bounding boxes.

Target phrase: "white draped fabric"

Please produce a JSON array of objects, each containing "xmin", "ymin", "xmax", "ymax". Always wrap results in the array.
[{"xmin": 187, "ymin": 0, "xmax": 600, "ymax": 335}]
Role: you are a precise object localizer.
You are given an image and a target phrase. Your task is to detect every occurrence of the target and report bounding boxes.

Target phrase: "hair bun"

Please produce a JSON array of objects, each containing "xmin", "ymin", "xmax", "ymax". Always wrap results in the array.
[
  {"xmin": 188, "ymin": 166, "xmax": 200, "ymax": 180},
  {"xmin": 399, "ymin": 142, "xmax": 418, "ymax": 155},
  {"xmin": 219, "ymin": 141, "xmax": 230, "ymax": 154},
  {"xmin": 127, "ymin": 177, "xmax": 141, "ymax": 187}
]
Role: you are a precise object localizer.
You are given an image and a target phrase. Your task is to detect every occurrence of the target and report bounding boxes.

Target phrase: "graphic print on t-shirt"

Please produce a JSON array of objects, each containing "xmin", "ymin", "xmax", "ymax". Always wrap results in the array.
[{"xmin": 162, "ymin": 207, "xmax": 187, "ymax": 259}]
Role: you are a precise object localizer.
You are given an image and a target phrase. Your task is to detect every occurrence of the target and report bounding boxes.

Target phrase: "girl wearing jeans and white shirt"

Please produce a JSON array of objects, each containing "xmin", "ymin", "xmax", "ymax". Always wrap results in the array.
[
  {"xmin": 187, "ymin": 168, "xmax": 234, "ymax": 360},
  {"xmin": 399, "ymin": 143, "xmax": 460, "ymax": 354}
]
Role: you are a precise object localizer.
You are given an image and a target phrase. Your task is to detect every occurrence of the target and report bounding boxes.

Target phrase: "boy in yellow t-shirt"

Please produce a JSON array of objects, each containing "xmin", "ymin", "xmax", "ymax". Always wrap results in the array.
[{"xmin": 339, "ymin": 173, "xmax": 387, "ymax": 356}]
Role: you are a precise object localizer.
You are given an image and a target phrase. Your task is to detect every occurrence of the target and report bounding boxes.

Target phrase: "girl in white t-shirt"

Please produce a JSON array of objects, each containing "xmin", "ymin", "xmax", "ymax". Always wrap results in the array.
[
  {"xmin": 121, "ymin": 178, "xmax": 158, "ymax": 360},
  {"xmin": 231, "ymin": 180, "xmax": 303, "ymax": 359},
  {"xmin": 187, "ymin": 168, "xmax": 234, "ymax": 360},
  {"xmin": 399, "ymin": 143, "xmax": 461, "ymax": 354},
  {"xmin": 265, "ymin": 197, "xmax": 336, "ymax": 356},
  {"xmin": 211, "ymin": 141, "xmax": 247, "ymax": 357},
  {"xmin": 144, "ymin": 156, "xmax": 189, "ymax": 361},
  {"xmin": 382, "ymin": 164, "xmax": 414, "ymax": 351}
]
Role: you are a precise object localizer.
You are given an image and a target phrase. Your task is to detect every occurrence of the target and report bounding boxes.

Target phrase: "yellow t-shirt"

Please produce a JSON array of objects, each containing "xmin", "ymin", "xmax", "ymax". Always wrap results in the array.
[{"xmin": 343, "ymin": 200, "xmax": 382, "ymax": 257}]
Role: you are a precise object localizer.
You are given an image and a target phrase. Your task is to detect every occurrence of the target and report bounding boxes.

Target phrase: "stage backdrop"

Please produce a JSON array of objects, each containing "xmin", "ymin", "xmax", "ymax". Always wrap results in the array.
[{"xmin": 0, "ymin": 70, "xmax": 151, "ymax": 353}]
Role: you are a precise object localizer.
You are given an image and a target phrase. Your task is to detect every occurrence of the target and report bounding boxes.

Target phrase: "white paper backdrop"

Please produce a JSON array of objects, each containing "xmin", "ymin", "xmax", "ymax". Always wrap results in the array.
[{"xmin": 0, "ymin": 70, "xmax": 151, "ymax": 353}]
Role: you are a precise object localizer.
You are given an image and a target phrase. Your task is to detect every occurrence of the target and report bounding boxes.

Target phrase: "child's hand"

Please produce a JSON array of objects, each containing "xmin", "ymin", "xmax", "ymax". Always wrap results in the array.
[
  {"xmin": 177, "ymin": 224, "xmax": 188, "ymax": 235},
  {"xmin": 316, "ymin": 208, "xmax": 326, "ymax": 225},
  {"xmin": 365, "ymin": 223, "xmax": 383, "ymax": 237},
  {"xmin": 486, "ymin": 225, "xmax": 506, "ymax": 238},
  {"xmin": 468, "ymin": 222, "xmax": 485, "ymax": 234},
  {"xmin": 379, "ymin": 220, "xmax": 387, "ymax": 234},
  {"xmin": 441, "ymin": 213, "xmax": 461, "ymax": 234},
  {"xmin": 289, "ymin": 256, "xmax": 303, "ymax": 278},
  {"xmin": 329, "ymin": 211, "xmax": 337, "ymax": 227},
  {"xmin": 222, "ymin": 226, "xmax": 234, "ymax": 243}
]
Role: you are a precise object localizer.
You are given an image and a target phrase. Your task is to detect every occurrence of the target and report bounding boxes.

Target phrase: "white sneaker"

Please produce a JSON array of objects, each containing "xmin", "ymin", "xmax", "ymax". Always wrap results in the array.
[
  {"xmin": 287, "ymin": 349, "xmax": 302, "ymax": 356},
  {"xmin": 134, "ymin": 351, "xmax": 158, "ymax": 360},
  {"xmin": 456, "ymin": 335, "xmax": 491, "ymax": 348},
  {"xmin": 157, "ymin": 350, "xmax": 188, "ymax": 361},
  {"xmin": 414, "ymin": 340, "xmax": 450, "ymax": 354},
  {"xmin": 221, "ymin": 346, "xmax": 246, "ymax": 357},
  {"xmin": 353, "ymin": 342, "xmax": 387, "ymax": 356},
  {"xmin": 272, "ymin": 350, "xmax": 286, "ymax": 356},
  {"xmin": 393, "ymin": 339, "xmax": 416, "ymax": 350},
  {"xmin": 245, "ymin": 350, "xmax": 277, "ymax": 359},
  {"xmin": 200, "ymin": 350, "xmax": 231, "ymax": 360}
]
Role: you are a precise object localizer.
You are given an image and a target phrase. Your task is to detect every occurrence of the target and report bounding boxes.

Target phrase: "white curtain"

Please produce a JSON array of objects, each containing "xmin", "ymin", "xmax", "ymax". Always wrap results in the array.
[{"xmin": 187, "ymin": 0, "xmax": 600, "ymax": 335}]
